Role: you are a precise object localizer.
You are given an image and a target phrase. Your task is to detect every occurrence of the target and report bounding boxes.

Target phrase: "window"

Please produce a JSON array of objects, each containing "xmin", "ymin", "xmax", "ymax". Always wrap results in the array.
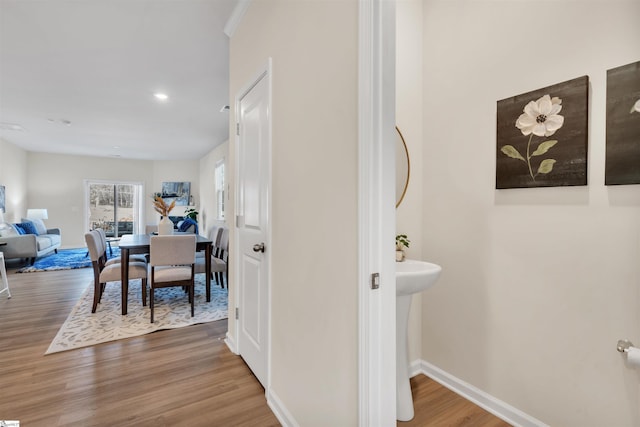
[
  {"xmin": 215, "ymin": 160, "xmax": 225, "ymax": 220},
  {"xmin": 86, "ymin": 181, "xmax": 144, "ymax": 237}
]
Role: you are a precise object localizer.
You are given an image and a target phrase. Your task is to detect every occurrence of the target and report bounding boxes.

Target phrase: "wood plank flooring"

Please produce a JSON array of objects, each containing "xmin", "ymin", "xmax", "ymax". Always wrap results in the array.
[
  {"xmin": 0, "ymin": 264, "xmax": 510, "ymax": 426},
  {"xmin": 398, "ymin": 375, "xmax": 512, "ymax": 427}
]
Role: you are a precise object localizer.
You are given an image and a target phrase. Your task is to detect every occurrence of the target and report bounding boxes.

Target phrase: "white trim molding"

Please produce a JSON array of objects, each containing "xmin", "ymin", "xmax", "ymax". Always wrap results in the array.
[
  {"xmin": 224, "ymin": 332, "xmax": 238, "ymax": 354},
  {"xmin": 267, "ymin": 388, "xmax": 300, "ymax": 427},
  {"xmin": 224, "ymin": 0, "xmax": 252, "ymax": 38},
  {"xmin": 416, "ymin": 360, "xmax": 549, "ymax": 427},
  {"xmin": 358, "ymin": 0, "xmax": 396, "ymax": 425}
]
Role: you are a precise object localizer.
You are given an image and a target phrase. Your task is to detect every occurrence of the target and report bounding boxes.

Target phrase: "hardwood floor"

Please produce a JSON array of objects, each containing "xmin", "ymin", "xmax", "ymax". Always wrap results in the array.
[
  {"xmin": 0, "ymin": 267, "xmax": 279, "ymax": 427},
  {"xmin": 0, "ymin": 264, "xmax": 510, "ymax": 426},
  {"xmin": 398, "ymin": 375, "xmax": 512, "ymax": 427}
]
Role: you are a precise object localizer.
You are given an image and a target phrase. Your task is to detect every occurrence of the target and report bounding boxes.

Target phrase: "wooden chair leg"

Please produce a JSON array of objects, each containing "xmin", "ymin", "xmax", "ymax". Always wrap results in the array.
[
  {"xmin": 141, "ymin": 279, "xmax": 147, "ymax": 306},
  {"xmin": 99, "ymin": 283, "xmax": 106, "ymax": 303},
  {"xmin": 150, "ymin": 287, "xmax": 155, "ymax": 323},
  {"xmin": 92, "ymin": 281, "xmax": 100, "ymax": 313},
  {"xmin": 190, "ymin": 285, "xmax": 194, "ymax": 317}
]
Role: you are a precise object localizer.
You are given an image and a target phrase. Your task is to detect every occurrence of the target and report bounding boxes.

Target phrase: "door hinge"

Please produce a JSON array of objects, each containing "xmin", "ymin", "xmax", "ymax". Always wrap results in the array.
[
  {"xmin": 236, "ymin": 123, "xmax": 240, "ymax": 136},
  {"xmin": 235, "ymin": 307, "xmax": 239, "ymax": 320},
  {"xmin": 371, "ymin": 272, "xmax": 380, "ymax": 290}
]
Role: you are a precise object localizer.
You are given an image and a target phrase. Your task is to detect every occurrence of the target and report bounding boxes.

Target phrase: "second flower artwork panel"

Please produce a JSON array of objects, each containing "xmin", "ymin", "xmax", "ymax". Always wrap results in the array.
[{"xmin": 496, "ymin": 75, "xmax": 589, "ymax": 189}]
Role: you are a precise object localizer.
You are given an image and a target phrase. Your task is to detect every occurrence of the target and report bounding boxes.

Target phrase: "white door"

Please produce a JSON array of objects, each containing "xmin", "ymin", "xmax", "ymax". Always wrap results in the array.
[{"xmin": 236, "ymin": 69, "xmax": 270, "ymax": 388}]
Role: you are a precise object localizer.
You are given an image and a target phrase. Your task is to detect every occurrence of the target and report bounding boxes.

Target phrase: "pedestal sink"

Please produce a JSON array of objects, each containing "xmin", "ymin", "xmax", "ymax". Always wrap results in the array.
[{"xmin": 396, "ymin": 259, "xmax": 442, "ymax": 421}]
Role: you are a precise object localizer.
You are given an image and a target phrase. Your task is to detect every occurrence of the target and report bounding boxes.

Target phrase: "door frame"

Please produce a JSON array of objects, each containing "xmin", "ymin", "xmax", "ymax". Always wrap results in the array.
[
  {"xmin": 358, "ymin": 0, "xmax": 396, "ymax": 425},
  {"xmin": 232, "ymin": 59, "xmax": 273, "ymax": 394}
]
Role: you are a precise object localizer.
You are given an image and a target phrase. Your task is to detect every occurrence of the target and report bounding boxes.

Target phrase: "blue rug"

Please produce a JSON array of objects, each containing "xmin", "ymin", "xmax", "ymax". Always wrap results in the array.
[{"xmin": 17, "ymin": 247, "xmax": 122, "ymax": 273}]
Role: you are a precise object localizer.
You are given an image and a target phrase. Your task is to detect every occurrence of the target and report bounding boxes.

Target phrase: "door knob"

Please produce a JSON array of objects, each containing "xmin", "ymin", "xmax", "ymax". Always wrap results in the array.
[{"xmin": 253, "ymin": 242, "xmax": 265, "ymax": 253}]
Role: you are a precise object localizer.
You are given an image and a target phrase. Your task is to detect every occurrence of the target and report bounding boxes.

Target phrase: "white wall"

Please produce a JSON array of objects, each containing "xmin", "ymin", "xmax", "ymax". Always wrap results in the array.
[
  {"xmin": 397, "ymin": 0, "xmax": 425, "ymax": 365},
  {"xmin": 0, "ymin": 138, "xmax": 28, "ymax": 223},
  {"xmin": 27, "ymin": 152, "xmax": 155, "ymax": 248},
  {"xmin": 25, "ymin": 152, "xmax": 199, "ymax": 248},
  {"xmin": 230, "ymin": 1, "xmax": 360, "ymax": 425},
  {"xmin": 421, "ymin": 1, "xmax": 640, "ymax": 425}
]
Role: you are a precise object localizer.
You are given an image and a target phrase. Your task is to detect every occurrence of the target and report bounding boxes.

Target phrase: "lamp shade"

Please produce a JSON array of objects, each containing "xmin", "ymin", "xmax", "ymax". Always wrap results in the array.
[{"xmin": 26, "ymin": 208, "xmax": 48, "ymax": 220}]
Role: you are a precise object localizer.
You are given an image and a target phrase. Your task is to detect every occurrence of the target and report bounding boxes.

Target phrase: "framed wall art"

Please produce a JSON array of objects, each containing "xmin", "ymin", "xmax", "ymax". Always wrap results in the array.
[
  {"xmin": 496, "ymin": 76, "xmax": 589, "ymax": 189},
  {"xmin": 605, "ymin": 60, "xmax": 640, "ymax": 185},
  {"xmin": 161, "ymin": 181, "xmax": 191, "ymax": 206}
]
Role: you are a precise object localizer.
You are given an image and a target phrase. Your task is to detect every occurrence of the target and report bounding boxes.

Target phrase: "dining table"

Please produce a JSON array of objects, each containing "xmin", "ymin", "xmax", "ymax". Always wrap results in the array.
[{"xmin": 118, "ymin": 233, "xmax": 213, "ymax": 315}]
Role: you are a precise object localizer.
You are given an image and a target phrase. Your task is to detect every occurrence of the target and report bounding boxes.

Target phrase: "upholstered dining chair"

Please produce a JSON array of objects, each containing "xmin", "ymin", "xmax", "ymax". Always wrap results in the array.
[
  {"xmin": 212, "ymin": 227, "xmax": 229, "ymax": 288},
  {"xmin": 84, "ymin": 230, "xmax": 148, "ymax": 313},
  {"xmin": 95, "ymin": 228, "xmax": 146, "ymax": 266},
  {"xmin": 149, "ymin": 234, "xmax": 197, "ymax": 323},
  {"xmin": 195, "ymin": 226, "xmax": 228, "ymax": 288},
  {"xmin": 196, "ymin": 225, "xmax": 222, "ymax": 259}
]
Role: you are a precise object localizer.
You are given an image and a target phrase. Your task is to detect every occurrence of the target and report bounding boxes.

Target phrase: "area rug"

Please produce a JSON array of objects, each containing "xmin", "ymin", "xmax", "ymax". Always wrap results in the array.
[
  {"xmin": 17, "ymin": 247, "xmax": 121, "ymax": 273},
  {"xmin": 46, "ymin": 274, "xmax": 227, "ymax": 354}
]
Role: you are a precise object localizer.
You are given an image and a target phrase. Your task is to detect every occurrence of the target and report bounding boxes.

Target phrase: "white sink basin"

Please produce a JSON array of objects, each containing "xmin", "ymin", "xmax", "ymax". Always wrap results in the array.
[
  {"xmin": 395, "ymin": 259, "xmax": 442, "ymax": 296},
  {"xmin": 396, "ymin": 259, "xmax": 442, "ymax": 421}
]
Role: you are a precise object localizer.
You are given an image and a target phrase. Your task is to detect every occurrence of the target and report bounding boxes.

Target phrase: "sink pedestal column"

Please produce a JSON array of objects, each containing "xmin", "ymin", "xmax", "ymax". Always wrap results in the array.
[{"xmin": 396, "ymin": 293, "xmax": 414, "ymax": 421}]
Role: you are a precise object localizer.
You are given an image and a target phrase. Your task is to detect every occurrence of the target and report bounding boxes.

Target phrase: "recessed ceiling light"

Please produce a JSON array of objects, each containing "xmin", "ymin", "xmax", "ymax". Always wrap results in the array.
[
  {"xmin": 220, "ymin": 105, "xmax": 230, "ymax": 112},
  {"xmin": 154, "ymin": 93, "xmax": 169, "ymax": 101},
  {"xmin": 0, "ymin": 122, "xmax": 25, "ymax": 131}
]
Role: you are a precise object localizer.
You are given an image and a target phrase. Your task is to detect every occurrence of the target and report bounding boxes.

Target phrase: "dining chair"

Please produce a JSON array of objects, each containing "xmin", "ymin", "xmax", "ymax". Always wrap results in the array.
[
  {"xmin": 195, "ymin": 226, "xmax": 228, "ymax": 288},
  {"xmin": 213, "ymin": 227, "xmax": 229, "ymax": 288},
  {"xmin": 196, "ymin": 225, "xmax": 222, "ymax": 259},
  {"xmin": 149, "ymin": 234, "xmax": 197, "ymax": 323},
  {"xmin": 84, "ymin": 230, "xmax": 148, "ymax": 313},
  {"xmin": 95, "ymin": 228, "xmax": 146, "ymax": 266}
]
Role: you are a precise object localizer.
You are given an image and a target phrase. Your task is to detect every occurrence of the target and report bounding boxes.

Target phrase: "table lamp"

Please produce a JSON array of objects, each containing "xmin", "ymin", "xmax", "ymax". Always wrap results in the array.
[{"xmin": 26, "ymin": 208, "xmax": 48, "ymax": 221}]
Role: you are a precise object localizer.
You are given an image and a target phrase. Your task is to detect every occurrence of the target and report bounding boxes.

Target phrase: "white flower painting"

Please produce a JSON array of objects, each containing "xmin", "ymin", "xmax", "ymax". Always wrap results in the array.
[
  {"xmin": 501, "ymin": 94, "xmax": 565, "ymax": 181},
  {"xmin": 496, "ymin": 76, "xmax": 589, "ymax": 189},
  {"xmin": 516, "ymin": 95, "xmax": 565, "ymax": 137}
]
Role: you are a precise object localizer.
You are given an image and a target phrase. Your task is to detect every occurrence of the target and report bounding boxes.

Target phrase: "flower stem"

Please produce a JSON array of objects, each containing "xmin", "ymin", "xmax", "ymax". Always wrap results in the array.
[{"xmin": 526, "ymin": 134, "xmax": 535, "ymax": 181}]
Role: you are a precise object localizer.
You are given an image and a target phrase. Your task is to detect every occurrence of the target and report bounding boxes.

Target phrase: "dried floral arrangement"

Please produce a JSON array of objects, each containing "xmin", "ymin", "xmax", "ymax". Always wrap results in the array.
[{"xmin": 153, "ymin": 195, "xmax": 175, "ymax": 217}]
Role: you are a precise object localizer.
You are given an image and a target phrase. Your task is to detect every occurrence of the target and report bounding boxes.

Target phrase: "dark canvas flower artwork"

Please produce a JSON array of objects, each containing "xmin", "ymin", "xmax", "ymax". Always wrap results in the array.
[
  {"xmin": 605, "ymin": 61, "xmax": 640, "ymax": 185},
  {"xmin": 496, "ymin": 76, "xmax": 589, "ymax": 189}
]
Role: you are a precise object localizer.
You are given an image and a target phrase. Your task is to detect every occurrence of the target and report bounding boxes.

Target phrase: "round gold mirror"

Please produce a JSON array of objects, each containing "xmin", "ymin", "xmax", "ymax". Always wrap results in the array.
[{"xmin": 396, "ymin": 126, "xmax": 410, "ymax": 208}]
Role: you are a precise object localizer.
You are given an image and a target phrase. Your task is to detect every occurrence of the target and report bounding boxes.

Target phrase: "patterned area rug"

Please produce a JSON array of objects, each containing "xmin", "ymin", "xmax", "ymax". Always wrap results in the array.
[
  {"xmin": 17, "ymin": 247, "xmax": 122, "ymax": 273},
  {"xmin": 46, "ymin": 274, "xmax": 227, "ymax": 354}
]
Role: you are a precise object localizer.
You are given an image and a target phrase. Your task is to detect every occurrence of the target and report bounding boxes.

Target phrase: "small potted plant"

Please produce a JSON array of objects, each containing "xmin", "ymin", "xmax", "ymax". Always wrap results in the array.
[
  {"xmin": 396, "ymin": 234, "xmax": 410, "ymax": 262},
  {"xmin": 184, "ymin": 207, "xmax": 199, "ymax": 222}
]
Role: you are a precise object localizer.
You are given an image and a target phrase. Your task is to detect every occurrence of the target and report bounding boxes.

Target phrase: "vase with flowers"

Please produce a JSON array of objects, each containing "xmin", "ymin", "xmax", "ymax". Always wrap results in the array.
[{"xmin": 153, "ymin": 195, "xmax": 176, "ymax": 235}]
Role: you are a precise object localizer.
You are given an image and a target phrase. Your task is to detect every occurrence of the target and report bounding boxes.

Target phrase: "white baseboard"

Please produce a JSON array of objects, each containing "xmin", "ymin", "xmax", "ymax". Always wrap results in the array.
[
  {"xmin": 224, "ymin": 332, "xmax": 238, "ymax": 354},
  {"xmin": 267, "ymin": 388, "xmax": 300, "ymax": 427},
  {"xmin": 414, "ymin": 359, "xmax": 549, "ymax": 427}
]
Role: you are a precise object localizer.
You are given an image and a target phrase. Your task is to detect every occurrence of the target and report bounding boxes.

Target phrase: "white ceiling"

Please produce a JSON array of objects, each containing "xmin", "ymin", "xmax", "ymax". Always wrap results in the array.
[{"xmin": 0, "ymin": 0, "xmax": 236, "ymax": 160}]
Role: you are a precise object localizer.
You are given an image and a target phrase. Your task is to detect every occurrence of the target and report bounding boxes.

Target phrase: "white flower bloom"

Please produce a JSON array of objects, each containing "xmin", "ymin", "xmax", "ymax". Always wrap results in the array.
[
  {"xmin": 516, "ymin": 94, "xmax": 564, "ymax": 137},
  {"xmin": 631, "ymin": 99, "xmax": 640, "ymax": 113}
]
